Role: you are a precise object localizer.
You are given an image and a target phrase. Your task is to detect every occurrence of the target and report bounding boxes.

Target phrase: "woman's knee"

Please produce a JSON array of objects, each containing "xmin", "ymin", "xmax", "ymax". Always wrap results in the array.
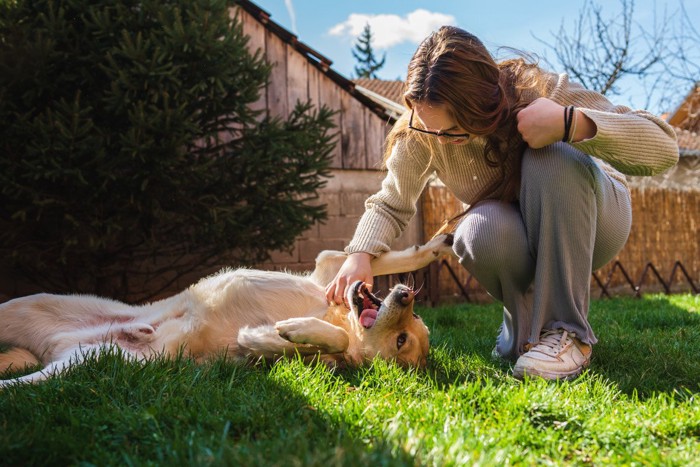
[{"xmin": 452, "ymin": 200, "xmax": 531, "ymax": 272}]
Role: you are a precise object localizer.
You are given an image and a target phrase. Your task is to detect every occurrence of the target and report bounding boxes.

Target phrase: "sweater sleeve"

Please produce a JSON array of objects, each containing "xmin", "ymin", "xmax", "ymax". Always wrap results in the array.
[
  {"xmin": 345, "ymin": 137, "xmax": 433, "ymax": 256},
  {"xmin": 550, "ymin": 73, "xmax": 679, "ymax": 176}
]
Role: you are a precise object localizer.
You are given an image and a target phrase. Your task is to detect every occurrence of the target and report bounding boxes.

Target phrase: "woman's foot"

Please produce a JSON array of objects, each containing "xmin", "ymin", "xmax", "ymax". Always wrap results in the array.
[{"xmin": 513, "ymin": 329, "xmax": 591, "ymax": 380}]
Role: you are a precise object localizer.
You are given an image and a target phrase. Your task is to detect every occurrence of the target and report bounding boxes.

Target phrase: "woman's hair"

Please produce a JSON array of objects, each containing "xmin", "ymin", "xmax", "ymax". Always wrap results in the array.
[{"xmin": 385, "ymin": 26, "xmax": 547, "ymax": 222}]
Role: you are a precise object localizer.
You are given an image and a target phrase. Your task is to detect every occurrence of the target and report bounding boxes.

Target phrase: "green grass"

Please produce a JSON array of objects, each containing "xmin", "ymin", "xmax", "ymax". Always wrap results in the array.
[{"xmin": 1, "ymin": 294, "xmax": 698, "ymax": 466}]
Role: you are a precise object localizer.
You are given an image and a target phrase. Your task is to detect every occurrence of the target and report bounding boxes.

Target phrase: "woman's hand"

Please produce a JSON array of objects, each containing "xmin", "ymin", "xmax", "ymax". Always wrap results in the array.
[
  {"xmin": 325, "ymin": 252, "xmax": 374, "ymax": 307},
  {"xmin": 516, "ymin": 97, "xmax": 566, "ymax": 148},
  {"xmin": 517, "ymin": 97, "xmax": 595, "ymax": 148}
]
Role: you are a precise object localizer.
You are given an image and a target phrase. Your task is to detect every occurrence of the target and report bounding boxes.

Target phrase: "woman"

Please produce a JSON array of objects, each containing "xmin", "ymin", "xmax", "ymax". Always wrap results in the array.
[{"xmin": 326, "ymin": 26, "xmax": 678, "ymax": 380}]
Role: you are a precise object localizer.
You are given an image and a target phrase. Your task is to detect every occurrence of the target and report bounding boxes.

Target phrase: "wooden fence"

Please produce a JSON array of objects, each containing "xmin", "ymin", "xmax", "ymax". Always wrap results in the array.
[{"xmin": 415, "ymin": 184, "xmax": 699, "ymax": 304}]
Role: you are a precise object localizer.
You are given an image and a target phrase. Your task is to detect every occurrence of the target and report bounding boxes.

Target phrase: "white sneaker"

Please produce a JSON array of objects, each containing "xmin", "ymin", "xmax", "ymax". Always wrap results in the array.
[{"xmin": 513, "ymin": 329, "xmax": 591, "ymax": 380}]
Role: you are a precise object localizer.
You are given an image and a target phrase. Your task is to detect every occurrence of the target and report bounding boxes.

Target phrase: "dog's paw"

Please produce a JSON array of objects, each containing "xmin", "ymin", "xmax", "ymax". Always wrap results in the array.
[
  {"xmin": 276, "ymin": 318, "xmax": 348, "ymax": 353},
  {"xmin": 425, "ymin": 233, "xmax": 454, "ymax": 256},
  {"xmin": 275, "ymin": 318, "xmax": 311, "ymax": 344},
  {"xmin": 441, "ymin": 233, "xmax": 455, "ymax": 247}
]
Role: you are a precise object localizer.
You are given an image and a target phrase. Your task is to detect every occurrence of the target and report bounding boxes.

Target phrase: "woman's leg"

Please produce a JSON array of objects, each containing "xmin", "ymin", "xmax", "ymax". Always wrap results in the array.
[
  {"xmin": 453, "ymin": 143, "xmax": 632, "ymax": 375},
  {"xmin": 513, "ymin": 143, "xmax": 631, "ymax": 378},
  {"xmin": 452, "ymin": 200, "xmax": 535, "ymax": 361},
  {"xmin": 518, "ymin": 143, "xmax": 631, "ymax": 346}
]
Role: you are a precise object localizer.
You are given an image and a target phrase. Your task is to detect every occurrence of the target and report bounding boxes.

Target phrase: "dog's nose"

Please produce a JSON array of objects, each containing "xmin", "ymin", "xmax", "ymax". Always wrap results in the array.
[{"xmin": 399, "ymin": 289, "xmax": 415, "ymax": 306}]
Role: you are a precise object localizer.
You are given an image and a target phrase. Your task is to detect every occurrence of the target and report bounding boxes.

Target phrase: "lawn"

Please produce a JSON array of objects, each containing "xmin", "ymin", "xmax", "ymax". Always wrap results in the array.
[{"xmin": 1, "ymin": 294, "xmax": 698, "ymax": 466}]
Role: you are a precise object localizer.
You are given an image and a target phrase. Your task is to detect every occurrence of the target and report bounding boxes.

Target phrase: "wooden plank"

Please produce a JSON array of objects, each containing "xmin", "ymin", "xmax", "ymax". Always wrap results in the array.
[
  {"xmin": 238, "ymin": 9, "xmax": 265, "ymax": 57},
  {"xmin": 307, "ymin": 65, "xmax": 320, "ymax": 112},
  {"xmin": 318, "ymin": 73, "xmax": 342, "ymax": 168},
  {"xmin": 238, "ymin": 9, "xmax": 267, "ymax": 117},
  {"xmin": 340, "ymin": 92, "xmax": 367, "ymax": 169},
  {"xmin": 265, "ymin": 30, "xmax": 288, "ymax": 118},
  {"xmin": 364, "ymin": 109, "xmax": 388, "ymax": 170},
  {"xmin": 286, "ymin": 46, "xmax": 309, "ymax": 114}
]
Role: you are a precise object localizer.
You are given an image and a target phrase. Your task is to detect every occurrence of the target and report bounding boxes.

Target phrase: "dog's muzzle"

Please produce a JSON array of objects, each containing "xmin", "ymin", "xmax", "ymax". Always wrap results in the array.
[{"xmin": 348, "ymin": 281, "xmax": 382, "ymax": 329}]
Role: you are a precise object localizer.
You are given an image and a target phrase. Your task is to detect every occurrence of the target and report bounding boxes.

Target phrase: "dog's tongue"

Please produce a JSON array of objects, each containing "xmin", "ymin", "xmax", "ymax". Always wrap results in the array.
[{"xmin": 359, "ymin": 308, "xmax": 377, "ymax": 329}]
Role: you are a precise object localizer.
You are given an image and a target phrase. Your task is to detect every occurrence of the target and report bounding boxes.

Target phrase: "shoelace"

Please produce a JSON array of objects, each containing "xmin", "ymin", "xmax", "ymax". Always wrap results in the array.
[{"xmin": 531, "ymin": 329, "xmax": 571, "ymax": 356}]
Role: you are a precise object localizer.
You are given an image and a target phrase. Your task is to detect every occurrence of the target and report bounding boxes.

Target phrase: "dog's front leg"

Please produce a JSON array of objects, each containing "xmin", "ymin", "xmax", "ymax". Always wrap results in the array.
[
  {"xmin": 237, "ymin": 325, "xmax": 324, "ymax": 361},
  {"xmin": 370, "ymin": 233, "xmax": 455, "ymax": 276},
  {"xmin": 275, "ymin": 318, "xmax": 349, "ymax": 354}
]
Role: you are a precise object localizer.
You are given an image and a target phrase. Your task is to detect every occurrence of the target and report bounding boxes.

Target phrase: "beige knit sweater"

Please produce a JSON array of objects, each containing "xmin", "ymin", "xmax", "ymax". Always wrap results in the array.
[{"xmin": 346, "ymin": 72, "xmax": 680, "ymax": 256}]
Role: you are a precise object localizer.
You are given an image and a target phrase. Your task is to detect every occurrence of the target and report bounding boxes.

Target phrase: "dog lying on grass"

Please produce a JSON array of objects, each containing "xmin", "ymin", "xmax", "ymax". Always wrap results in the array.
[{"xmin": 0, "ymin": 235, "xmax": 453, "ymax": 387}]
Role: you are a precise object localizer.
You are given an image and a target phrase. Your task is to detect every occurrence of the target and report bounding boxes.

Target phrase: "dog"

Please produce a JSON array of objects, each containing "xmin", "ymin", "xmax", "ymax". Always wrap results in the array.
[{"xmin": 0, "ymin": 234, "xmax": 454, "ymax": 387}]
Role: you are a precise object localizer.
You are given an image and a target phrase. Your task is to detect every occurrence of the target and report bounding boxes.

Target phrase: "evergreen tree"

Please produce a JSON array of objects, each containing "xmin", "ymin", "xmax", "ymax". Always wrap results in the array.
[
  {"xmin": 0, "ymin": 0, "xmax": 336, "ymax": 300},
  {"xmin": 352, "ymin": 23, "xmax": 386, "ymax": 79}
]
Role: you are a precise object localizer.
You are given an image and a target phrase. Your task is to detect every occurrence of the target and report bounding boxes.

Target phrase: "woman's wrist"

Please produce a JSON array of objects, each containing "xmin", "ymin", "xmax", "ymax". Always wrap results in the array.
[
  {"xmin": 568, "ymin": 109, "xmax": 596, "ymax": 143},
  {"xmin": 348, "ymin": 251, "xmax": 373, "ymax": 263}
]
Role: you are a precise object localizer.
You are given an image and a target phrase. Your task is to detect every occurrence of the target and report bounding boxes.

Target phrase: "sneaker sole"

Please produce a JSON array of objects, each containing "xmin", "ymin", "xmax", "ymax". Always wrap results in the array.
[{"xmin": 513, "ymin": 360, "xmax": 590, "ymax": 381}]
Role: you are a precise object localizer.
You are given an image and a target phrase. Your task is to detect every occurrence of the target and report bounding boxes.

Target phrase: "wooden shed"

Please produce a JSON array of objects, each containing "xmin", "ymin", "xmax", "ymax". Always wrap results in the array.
[{"xmin": 233, "ymin": 0, "xmax": 423, "ymax": 272}]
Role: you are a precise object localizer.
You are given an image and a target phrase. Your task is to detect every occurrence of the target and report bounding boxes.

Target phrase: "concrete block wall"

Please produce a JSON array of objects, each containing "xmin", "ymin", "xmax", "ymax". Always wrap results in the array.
[{"xmin": 259, "ymin": 169, "xmax": 424, "ymax": 273}]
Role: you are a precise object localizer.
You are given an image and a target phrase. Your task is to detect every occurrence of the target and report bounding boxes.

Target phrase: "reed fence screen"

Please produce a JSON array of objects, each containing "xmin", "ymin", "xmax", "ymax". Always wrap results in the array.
[{"xmin": 399, "ymin": 185, "xmax": 699, "ymax": 305}]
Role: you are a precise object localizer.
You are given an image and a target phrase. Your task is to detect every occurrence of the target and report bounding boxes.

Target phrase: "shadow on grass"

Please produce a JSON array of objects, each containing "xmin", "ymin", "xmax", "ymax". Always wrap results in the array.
[
  {"xmin": 0, "ymin": 352, "xmax": 415, "ymax": 466},
  {"xmin": 417, "ymin": 301, "xmax": 512, "ymax": 388},
  {"xmin": 588, "ymin": 294, "xmax": 700, "ymax": 398},
  {"xmin": 417, "ymin": 294, "xmax": 700, "ymax": 398}
]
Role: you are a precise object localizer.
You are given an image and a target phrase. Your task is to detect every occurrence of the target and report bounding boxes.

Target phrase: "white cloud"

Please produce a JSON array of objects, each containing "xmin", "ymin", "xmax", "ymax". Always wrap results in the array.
[
  {"xmin": 284, "ymin": 0, "xmax": 297, "ymax": 34},
  {"xmin": 328, "ymin": 9, "xmax": 456, "ymax": 49}
]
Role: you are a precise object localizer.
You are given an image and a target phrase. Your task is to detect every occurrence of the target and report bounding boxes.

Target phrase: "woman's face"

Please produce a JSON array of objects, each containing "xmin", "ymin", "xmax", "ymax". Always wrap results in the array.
[{"xmin": 411, "ymin": 102, "xmax": 471, "ymax": 145}]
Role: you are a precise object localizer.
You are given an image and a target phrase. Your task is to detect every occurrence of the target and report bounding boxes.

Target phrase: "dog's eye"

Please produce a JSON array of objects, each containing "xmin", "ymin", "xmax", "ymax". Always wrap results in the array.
[{"xmin": 397, "ymin": 332, "xmax": 407, "ymax": 349}]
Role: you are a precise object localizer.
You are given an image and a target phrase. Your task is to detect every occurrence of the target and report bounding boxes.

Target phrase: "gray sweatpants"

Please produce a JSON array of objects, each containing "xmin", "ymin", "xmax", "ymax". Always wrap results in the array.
[{"xmin": 452, "ymin": 143, "xmax": 632, "ymax": 361}]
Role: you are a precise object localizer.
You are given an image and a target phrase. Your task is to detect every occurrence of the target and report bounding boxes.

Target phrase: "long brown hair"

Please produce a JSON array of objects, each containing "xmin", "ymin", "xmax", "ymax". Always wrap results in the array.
[{"xmin": 385, "ymin": 26, "xmax": 547, "ymax": 231}]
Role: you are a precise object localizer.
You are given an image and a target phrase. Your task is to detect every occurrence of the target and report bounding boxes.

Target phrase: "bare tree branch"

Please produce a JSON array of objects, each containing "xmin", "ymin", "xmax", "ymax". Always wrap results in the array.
[{"xmin": 534, "ymin": 0, "xmax": 698, "ymax": 114}]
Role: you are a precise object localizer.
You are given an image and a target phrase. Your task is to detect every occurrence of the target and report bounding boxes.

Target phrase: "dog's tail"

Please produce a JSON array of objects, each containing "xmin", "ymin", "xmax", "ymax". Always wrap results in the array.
[{"xmin": 0, "ymin": 347, "xmax": 40, "ymax": 375}]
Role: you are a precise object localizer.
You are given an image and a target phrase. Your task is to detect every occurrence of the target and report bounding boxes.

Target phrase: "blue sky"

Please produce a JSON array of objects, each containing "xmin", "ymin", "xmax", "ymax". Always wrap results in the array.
[{"xmin": 247, "ymin": 0, "xmax": 699, "ymax": 115}]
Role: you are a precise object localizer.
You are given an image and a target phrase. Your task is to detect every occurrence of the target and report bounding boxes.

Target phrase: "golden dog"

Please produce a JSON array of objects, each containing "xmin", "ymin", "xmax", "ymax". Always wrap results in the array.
[{"xmin": 0, "ymin": 235, "xmax": 453, "ymax": 387}]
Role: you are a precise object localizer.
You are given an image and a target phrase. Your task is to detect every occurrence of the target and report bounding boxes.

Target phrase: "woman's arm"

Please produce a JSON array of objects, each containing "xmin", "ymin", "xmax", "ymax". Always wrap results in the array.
[
  {"xmin": 517, "ymin": 72, "xmax": 678, "ymax": 175},
  {"xmin": 517, "ymin": 97, "xmax": 596, "ymax": 148},
  {"xmin": 345, "ymin": 137, "xmax": 434, "ymax": 256},
  {"xmin": 545, "ymin": 73, "xmax": 679, "ymax": 176},
  {"xmin": 326, "ymin": 136, "xmax": 434, "ymax": 305}
]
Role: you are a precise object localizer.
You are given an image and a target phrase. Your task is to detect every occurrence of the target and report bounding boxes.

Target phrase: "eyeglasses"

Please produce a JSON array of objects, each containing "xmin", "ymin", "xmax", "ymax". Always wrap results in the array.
[{"xmin": 407, "ymin": 110, "xmax": 471, "ymax": 139}]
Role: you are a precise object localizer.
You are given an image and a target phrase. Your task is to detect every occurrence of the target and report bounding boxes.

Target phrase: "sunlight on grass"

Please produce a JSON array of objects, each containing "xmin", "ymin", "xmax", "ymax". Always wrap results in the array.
[{"xmin": 1, "ymin": 294, "xmax": 698, "ymax": 465}]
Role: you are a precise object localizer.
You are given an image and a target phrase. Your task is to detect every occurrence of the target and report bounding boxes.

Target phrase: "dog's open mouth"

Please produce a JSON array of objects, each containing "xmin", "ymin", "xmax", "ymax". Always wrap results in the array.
[{"xmin": 351, "ymin": 281, "xmax": 382, "ymax": 329}]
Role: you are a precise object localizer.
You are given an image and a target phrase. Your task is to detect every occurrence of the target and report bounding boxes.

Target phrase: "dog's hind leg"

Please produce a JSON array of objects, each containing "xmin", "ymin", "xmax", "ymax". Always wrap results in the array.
[
  {"xmin": 113, "ymin": 323, "xmax": 155, "ymax": 344},
  {"xmin": 0, "ymin": 358, "xmax": 71, "ymax": 388},
  {"xmin": 0, "ymin": 344, "xmax": 108, "ymax": 388},
  {"xmin": 0, "ymin": 347, "xmax": 40, "ymax": 374}
]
